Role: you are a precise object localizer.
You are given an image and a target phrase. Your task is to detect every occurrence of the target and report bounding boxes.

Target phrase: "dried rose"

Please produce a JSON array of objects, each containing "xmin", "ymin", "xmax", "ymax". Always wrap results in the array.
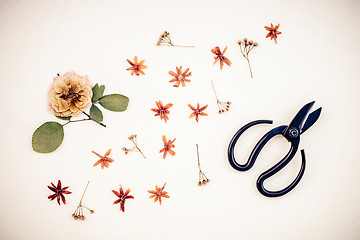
[{"xmin": 48, "ymin": 71, "xmax": 93, "ymax": 117}]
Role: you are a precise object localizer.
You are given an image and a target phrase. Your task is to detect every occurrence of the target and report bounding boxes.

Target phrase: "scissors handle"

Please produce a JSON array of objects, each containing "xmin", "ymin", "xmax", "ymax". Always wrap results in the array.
[
  {"xmin": 257, "ymin": 149, "xmax": 306, "ymax": 197},
  {"xmin": 228, "ymin": 120, "xmax": 273, "ymax": 171}
]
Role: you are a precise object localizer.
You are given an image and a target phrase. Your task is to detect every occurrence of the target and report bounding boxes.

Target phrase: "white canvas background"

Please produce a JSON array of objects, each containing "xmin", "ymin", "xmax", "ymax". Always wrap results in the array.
[{"xmin": 0, "ymin": 0, "xmax": 359, "ymax": 239}]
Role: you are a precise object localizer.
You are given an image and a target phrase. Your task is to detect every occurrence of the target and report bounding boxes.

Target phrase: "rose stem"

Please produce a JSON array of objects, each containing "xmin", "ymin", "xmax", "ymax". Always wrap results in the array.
[
  {"xmin": 82, "ymin": 111, "xmax": 106, "ymax": 127},
  {"xmin": 196, "ymin": 144, "xmax": 201, "ymax": 171}
]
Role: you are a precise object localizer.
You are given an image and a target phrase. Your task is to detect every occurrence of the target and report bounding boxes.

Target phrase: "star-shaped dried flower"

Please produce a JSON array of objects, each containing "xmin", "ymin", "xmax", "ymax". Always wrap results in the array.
[
  {"xmin": 211, "ymin": 46, "xmax": 232, "ymax": 70},
  {"xmin": 188, "ymin": 103, "xmax": 208, "ymax": 122},
  {"xmin": 92, "ymin": 149, "xmax": 114, "ymax": 169},
  {"xmin": 126, "ymin": 56, "xmax": 148, "ymax": 76},
  {"xmin": 159, "ymin": 135, "xmax": 176, "ymax": 159},
  {"xmin": 151, "ymin": 100, "xmax": 173, "ymax": 123},
  {"xmin": 148, "ymin": 182, "xmax": 170, "ymax": 205},
  {"xmin": 112, "ymin": 185, "xmax": 134, "ymax": 212},
  {"xmin": 265, "ymin": 23, "xmax": 281, "ymax": 44},
  {"xmin": 168, "ymin": 66, "xmax": 192, "ymax": 87},
  {"xmin": 47, "ymin": 180, "xmax": 72, "ymax": 205}
]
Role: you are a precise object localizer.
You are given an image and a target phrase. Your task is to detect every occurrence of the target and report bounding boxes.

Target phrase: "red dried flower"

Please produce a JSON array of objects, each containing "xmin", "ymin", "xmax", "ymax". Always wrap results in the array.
[
  {"xmin": 126, "ymin": 56, "xmax": 148, "ymax": 76},
  {"xmin": 211, "ymin": 46, "xmax": 232, "ymax": 70},
  {"xmin": 265, "ymin": 23, "xmax": 281, "ymax": 44},
  {"xmin": 168, "ymin": 66, "xmax": 192, "ymax": 87},
  {"xmin": 92, "ymin": 149, "xmax": 114, "ymax": 169},
  {"xmin": 47, "ymin": 180, "xmax": 72, "ymax": 205},
  {"xmin": 112, "ymin": 185, "xmax": 134, "ymax": 212},
  {"xmin": 148, "ymin": 182, "xmax": 170, "ymax": 205},
  {"xmin": 188, "ymin": 103, "xmax": 208, "ymax": 122},
  {"xmin": 159, "ymin": 135, "xmax": 176, "ymax": 159},
  {"xmin": 151, "ymin": 100, "xmax": 173, "ymax": 123}
]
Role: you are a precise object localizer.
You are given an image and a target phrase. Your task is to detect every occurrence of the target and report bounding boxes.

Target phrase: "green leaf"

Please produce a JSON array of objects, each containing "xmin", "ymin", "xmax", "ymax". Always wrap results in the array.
[
  {"xmin": 90, "ymin": 104, "xmax": 103, "ymax": 122},
  {"xmin": 56, "ymin": 116, "xmax": 71, "ymax": 121},
  {"xmin": 32, "ymin": 122, "xmax": 64, "ymax": 153},
  {"xmin": 92, "ymin": 83, "xmax": 105, "ymax": 102},
  {"xmin": 98, "ymin": 94, "xmax": 129, "ymax": 112}
]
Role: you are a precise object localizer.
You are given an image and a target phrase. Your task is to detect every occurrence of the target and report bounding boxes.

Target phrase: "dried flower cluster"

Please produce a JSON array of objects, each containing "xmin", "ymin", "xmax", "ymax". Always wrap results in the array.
[
  {"xmin": 122, "ymin": 134, "xmax": 146, "ymax": 158},
  {"xmin": 188, "ymin": 103, "xmax": 208, "ymax": 122},
  {"xmin": 210, "ymin": 80, "xmax": 231, "ymax": 113},
  {"xmin": 72, "ymin": 181, "xmax": 94, "ymax": 220},
  {"xmin": 196, "ymin": 144, "xmax": 210, "ymax": 186},
  {"xmin": 160, "ymin": 135, "xmax": 176, "ymax": 159},
  {"xmin": 47, "ymin": 180, "xmax": 72, "ymax": 205},
  {"xmin": 169, "ymin": 66, "xmax": 192, "ymax": 87},
  {"xmin": 211, "ymin": 46, "xmax": 232, "ymax": 70},
  {"xmin": 156, "ymin": 31, "xmax": 194, "ymax": 48},
  {"xmin": 148, "ymin": 183, "xmax": 170, "ymax": 205},
  {"xmin": 126, "ymin": 56, "xmax": 148, "ymax": 76},
  {"xmin": 48, "ymin": 71, "xmax": 93, "ymax": 117},
  {"xmin": 237, "ymin": 38, "xmax": 258, "ymax": 78},
  {"xmin": 265, "ymin": 23, "xmax": 281, "ymax": 44},
  {"xmin": 112, "ymin": 185, "xmax": 134, "ymax": 212},
  {"xmin": 92, "ymin": 149, "xmax": 114, "ymax": 169},
  {"xmin": 151, "ymin": 100, "xmax": 173, "ymax": 123}
]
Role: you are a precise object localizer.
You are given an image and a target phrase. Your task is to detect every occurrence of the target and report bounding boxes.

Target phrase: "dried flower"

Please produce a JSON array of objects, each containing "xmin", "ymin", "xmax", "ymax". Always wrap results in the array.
[
  {"xmin": 48, "ymin": 71, "xmax": 93, "ymax": 117},
  {"xmin": 168, "ymin": 66, "xmax": 192, "ymax": 87},
  {"xmin": 123, "ymin": 134, "xmax": 146, "ymax": 158},
  {"xmin": 126, "ymin": 56, "xmax": 148, "ymax": 76},
  {"xmin": 210, "ymin": 80, "xmax": 231, "ymax": 113},
  {"xmin": 159, "ymin": 135, "xmax": 176, "ymax": 159},
  {"xmin": 151, "ymin": 100, "xmax": 173, "ymax": 123},
  {"xmin": 156, "ymin": 31, "xmax": 194, "ymax": 48},
  {"xmin": 211, "ymin": 46, "xmax": 232, "ymax": 70},
  {"xmin": 72, "ymin": 181, "xmax": 94, "ymax": 220},
  {"xmin": 92, "ymin": 149, "xmax": 114, "ymax": 169},
  {"xmin": 112, "ymin": 185, "xmax": 134, "ymax": 212},
  {"xmin": 188, "ymin": 103, "xmax": 208, "ymax": 122},
  {"xmin": 237, "ymin": 38, "xmax": 258, "ymax": 78},
  {"xmin": 265, "ymin": 23, "xmax": 281, "ymax": 44},
  {"xmin": 47, "ymin": 180, "xmax": 72, "ymax": 205},
  {"xmin": 196, "ymin": 144, "xmax": 210, "ymax": 186},
  {"xmin": 148, "ymin": 182, "xmax": 170, "ymax": 205}
]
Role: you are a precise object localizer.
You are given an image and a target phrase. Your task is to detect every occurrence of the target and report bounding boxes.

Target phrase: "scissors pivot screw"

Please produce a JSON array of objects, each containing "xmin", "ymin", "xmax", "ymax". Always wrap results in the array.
[{"xmin": 288, "ymin": 128, "xmax": 299, "ymax": 138}]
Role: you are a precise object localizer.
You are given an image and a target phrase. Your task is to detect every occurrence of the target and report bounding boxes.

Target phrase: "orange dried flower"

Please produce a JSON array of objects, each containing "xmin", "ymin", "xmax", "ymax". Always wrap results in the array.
[
  {"xmin": 211, "ymin": 46, "xmax": 232, "ymax": 70},
  {"xmin": 265, "ymin": 23, "xmax": 281, "ymax": 44},
  {"xmin": 148, "ymin": 182, "xmax": 170, "ymax": 205},
  {"xmin": 126, "ymin": 56, "xmax": 148, "ymax": 76},
  {"xmin": 188, "ymin": 103, "xmax": 208, "ymax": 122},
  {"xmin": 159, "ymin": 135, "xmax": 176, "ymax": 159},
  {"xmin": 112, "ymin": 185, "xmax": 134, "ymax": 212},
  {"xmin": 92, "ymin": 149, "xmax": 114, "ymax": 169},
  {"xmin": 47, "ymin": 180, "xmax": 72, "ymax": 205},
  {"xmin": 168, "ymin": 66, "xmax": 192, "ymax": 87},
  {"xmin": 151, "ymin": 100, "xmax": 173, "ymax": 123}
]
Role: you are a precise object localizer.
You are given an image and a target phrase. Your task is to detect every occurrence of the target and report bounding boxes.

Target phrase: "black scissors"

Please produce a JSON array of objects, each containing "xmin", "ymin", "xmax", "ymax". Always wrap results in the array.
[{"xmin": 228, "ymin": 101, "xmax": 322, "ymax": 197}]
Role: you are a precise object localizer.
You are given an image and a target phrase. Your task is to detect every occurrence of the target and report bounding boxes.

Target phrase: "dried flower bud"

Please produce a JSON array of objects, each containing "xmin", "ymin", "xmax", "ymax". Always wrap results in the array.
[
  {"xmin": 254, "ymin": 42, "xmax": 258, "ymax": 46},
  {"xmin": 198, "ymin": 182, "xmax": 202, "ymax": 186},
  {"xmin": 90, "ymin": 210, "xmax": 94, "ymax": 214},
  {"xmin": 237, "ymin": 40, "xmax": 242, "ymax": 45},
  {"xmin": 81, "ymin": 216, "xmax": 85, "ymax": 220},
  {"xmin": 249, "ymin": 40, "xmax": 254, "ymax": 45},
  {"xmin": 243, "ymin": 38, "xmax": 247, "ymax": 42}
]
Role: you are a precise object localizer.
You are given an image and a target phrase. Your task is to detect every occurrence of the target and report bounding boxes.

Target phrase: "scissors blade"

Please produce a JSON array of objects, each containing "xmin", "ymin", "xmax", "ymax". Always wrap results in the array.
[
  {"xmin": 301, "ymin": 107, "xmax": 322, "ymax": 134},
  {"xmin": 288, "ymin": 101, "xmax": 315, "ymax": 129}
]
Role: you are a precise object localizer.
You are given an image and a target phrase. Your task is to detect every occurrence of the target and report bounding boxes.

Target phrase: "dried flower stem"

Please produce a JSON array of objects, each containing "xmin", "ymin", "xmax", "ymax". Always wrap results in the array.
[
  {"xmin": 123, "ymin": 134, "xmax": 146, "ymax": 159},
  {"xmin": 196, "ymin": 144, "xmax": 210, "ymax": 186},
  {"xmin": 156, "ymin": 31, "xmax": 194, "ymax": 48},
  {"xmin": 72, "ymin": 181, "xmax": 94, "ymax": 220},
  {"xmin": 210, "ymin": 80, "xmax": 231, "ymax": 114},
  {"xmin": 238, "ymin": 38, "xmax": 258, "ymax": 78}
]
